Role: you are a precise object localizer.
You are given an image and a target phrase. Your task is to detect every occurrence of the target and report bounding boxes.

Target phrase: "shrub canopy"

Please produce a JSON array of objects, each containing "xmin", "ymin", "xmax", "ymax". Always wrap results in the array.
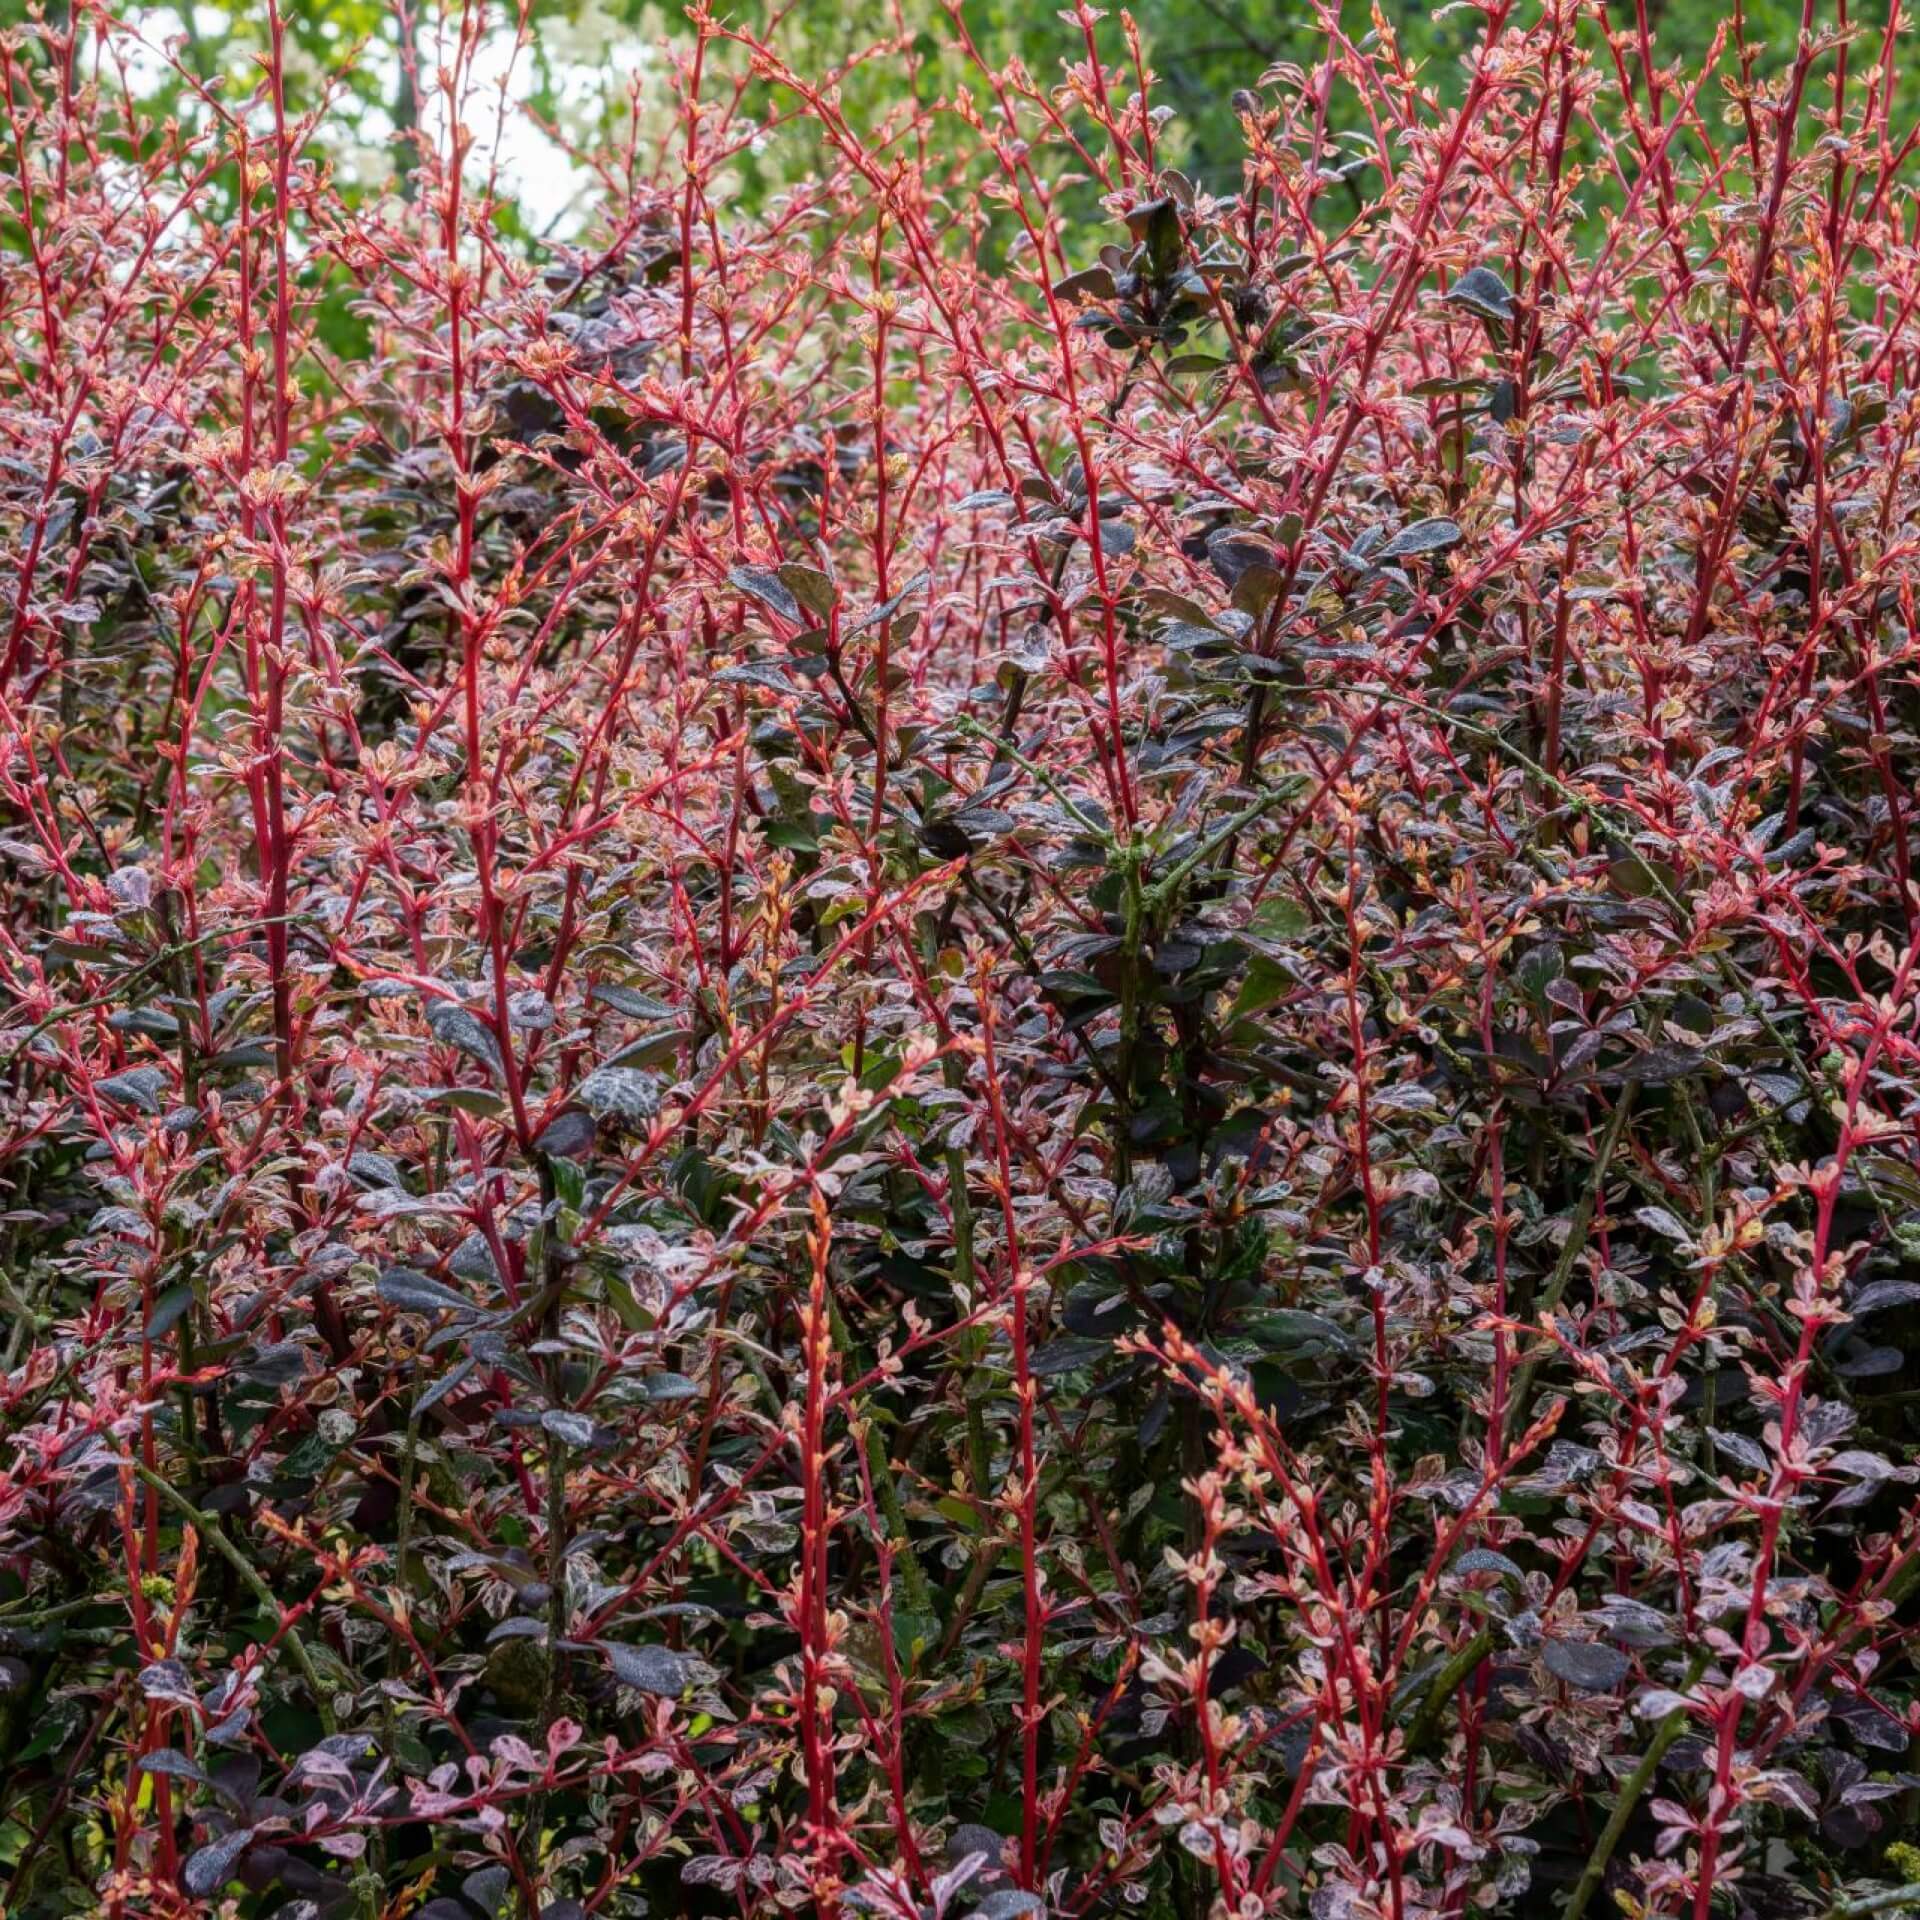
[{"xmin": 2, "ymin": 3, "xmax": 1920, "ymax": 1919}]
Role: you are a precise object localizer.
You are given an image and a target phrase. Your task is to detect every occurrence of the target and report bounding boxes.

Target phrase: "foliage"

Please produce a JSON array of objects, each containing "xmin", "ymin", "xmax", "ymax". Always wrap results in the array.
[{"xmin": 1, "ymin": 3, "xmax": 1920, "ymax": 1920}]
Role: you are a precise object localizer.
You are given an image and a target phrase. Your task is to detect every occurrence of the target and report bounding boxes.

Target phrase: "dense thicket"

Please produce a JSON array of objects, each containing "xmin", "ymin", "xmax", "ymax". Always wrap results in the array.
[{"xmin": 3, "ymin": 4, "xmax": 1920, "ymax": 1919}]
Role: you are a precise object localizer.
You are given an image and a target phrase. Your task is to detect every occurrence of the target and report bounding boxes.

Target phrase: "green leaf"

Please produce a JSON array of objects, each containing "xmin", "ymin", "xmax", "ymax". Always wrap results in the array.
[
  {"xmin": 422, "ymin": 1086, "xmax": 506, "ymax": 1116},
  {"xmin": 1230, "ymin": 955, "xmax": 1292, "ymax": 1019},
  {"xmin": 778, "ymin": 562, "xmax": 836, "ymax": 620}
]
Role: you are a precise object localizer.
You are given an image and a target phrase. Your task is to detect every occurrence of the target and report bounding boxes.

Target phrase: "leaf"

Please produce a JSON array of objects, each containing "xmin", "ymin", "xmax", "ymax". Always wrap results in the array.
[
  {"xmin": 1634, "ymin": 1206, "xmax": 1694, "ymax": 1247},
  {"xmin": 729, "ymin": 564, "xmax": 800, "ymax": 625},
  {"xmin": 1623, "ymin": 1043, "xmax": 1706, "ymax": 1085},
  {"xmin": 1634, "ymin": 1688, "xmax": 1696, "ymax": 1720},
  {"xmin": 1051, "ymin": 265, "xmax": 1117, "ymax": 303},
  {"xmin": 1245, "ymin": 1309, "xmax": 1354, "ymax": 1354},
  {"xmin": 577, "ymin": 1065, "xmax": 662, "ymax": 1124},
  {"xmin": 507, "ymin": 989, "xmax": 555, "ymax": 1031},
  {"xmin": 777, "ymin": 563, "xmax": 836, "ymax": 620},
  {"xmin": 1827, "ymin": 1448, "xmax": 1908, "ymax": 1482},
  {"xmin": 1229, "ymin": 561, "xmax": 1282, "ymax": 614},
  {"xmin": 1205, "ymin": 529, "xmax": 1280, "ymax": 588},
  {"xmin": 1445, "ymin": 265, "xmax": 1516, "ymax": 322},
  {"xmin": 1123, "ymin": 196, "xmax": 1183, "ymax": 277},
  {"xmin": 641, "ymin": 1372, "xmax": 700, "ymax": 1401},
  {"xmin": 145, "ymin": 1284, "xmax": 194, "ymax": 1340},
  {"xmin": 427, "ymin": 1001, "xmax": 504, "ymax": 1077},
  {"xmin": 1379, "ymin": 517, "xmax": 1463, "ymax": 561},
  {"xmin": 1248, "ymin": 896, "xmax": 1312, "ymax": 942},
  {"xmin": 1228, "ymin": 955, "xmax": 1292, "ymax": 1022},
  {"xmin": 421, "ymin": 1086, "xmax": 506, "ymax": 1117},
  {"xmin": 605, "ymin": 1642, "xmax": 718, "ymax": 1695},
  {"xmin": 592, "ymin": 983, "xmax": 676, "ymax": 1020},
  {"xmin": 207, "ymin": 1042, "xmax": 273, "ymax": 1071},
  {"xmin": 110, "ymin": 1007, "xmax": 178, "ymax": 1039},
  {"xmin": 1542, "ymin": 1637, "xmax": 1630, "ymax": 1693},
  {"xmin": 138, "ymin": 1659, "xmax": 199, "ymax": 1705},
  {"xmin": 976, "ymin": 1894, "xmax": 1046, "ymax": 1920},
  {"xmin": 97, "ymin": 1066, "xmax": 168, "ymax": 1113},
  {"xmin": 239, "ymin": 1343, "xmax": 310, "ymax": 1387},
  {"xmin": 714, "ymin": 661, "xmax": 792, "ymax": 693},
  {"xmin": 1711, "ymin": 1428, "xmax": 1769, "ymax": 1472},
  {"xmin": 182, "ymin": 1827, "xmax": 254, "ymax": 1898},
  {"xmin": 378, "ymin": 1267, "xmax": 474, "ymax": 1317},
  {"xmin": 464, "ymin": 1867, "xmax": 512, "ymax": 1918},
  {"xmin": 13, "ymin": 1702, "xmax": 83, "ymax": 1763},
  {"xmin": 846, "ymin": 569, "xmax": 929, "ymax": 637},
  {"xmin": 1849, "ymin": 1279, "xmax": 1920, "ymax": 1315},
  {"xmin": 540, "ymin": 1409, "xmax": 600, "ymax": 1448},
  {"xmin": 1141, "ymin": 589, "xmax": 1223, "ymax": 629},
  {"xmin": 1453, "ymin": 1548, "xmax": 1522, "ymax": 1581},
  {"xmin": 534, "ymin": 1107, "xmax": 596, "ymax": 1159},
  {"xmin": 1832, "ymin": 1694, "xmax": 1912, "ymax": 1751},
  {"xmin": 347, "ymin": 1149, "xmax": 405, "ymax": 1190},
  {"xmin": 417, "ymin": 1355, "xmax": 477, "ymax": 1415},
  {"xmin": 1027, "ymin": 1337, "xmax": 1110, "ymax": 1377}
]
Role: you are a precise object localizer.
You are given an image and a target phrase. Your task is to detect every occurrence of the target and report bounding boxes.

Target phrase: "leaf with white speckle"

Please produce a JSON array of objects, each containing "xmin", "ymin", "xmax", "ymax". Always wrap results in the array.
[
  {"xmin": 605, "ymin": 1642, "xmax": 718, "ymax": 1695},
  {"xmin": 1379, "ymin": 517, "xmax": 1462, "ymax": 561},
  {"xmin": 427, "ymin": 1002, "xmax": 504, "ymax": 1077},
  {"xmin": 577, "ymin": 1065, "xmax": 661, "ymax": 1124}
]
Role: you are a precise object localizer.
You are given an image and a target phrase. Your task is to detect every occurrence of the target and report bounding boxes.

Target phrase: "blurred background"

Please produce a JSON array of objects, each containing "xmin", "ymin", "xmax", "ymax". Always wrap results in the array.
[{"xmin": 10, "ymin": 0, "xmax": 1872, "ymax": 240}]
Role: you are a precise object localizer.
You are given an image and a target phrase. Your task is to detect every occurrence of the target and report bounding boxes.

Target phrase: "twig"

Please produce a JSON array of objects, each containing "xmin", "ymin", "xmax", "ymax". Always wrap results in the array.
[
  {"xmin": 1561, "ymin": 1650, "xmax": 1710, "ymax": 1920},
  {"xmin": 131, "ymin": 1462, "xmax": 337, "ymax": 1734}
]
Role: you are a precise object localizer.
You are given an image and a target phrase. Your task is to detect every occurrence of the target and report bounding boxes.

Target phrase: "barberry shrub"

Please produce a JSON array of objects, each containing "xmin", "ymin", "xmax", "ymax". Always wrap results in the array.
[{"xmin": 2, "ymin": 1, "xmax": 1919, "ymax": 1917}]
